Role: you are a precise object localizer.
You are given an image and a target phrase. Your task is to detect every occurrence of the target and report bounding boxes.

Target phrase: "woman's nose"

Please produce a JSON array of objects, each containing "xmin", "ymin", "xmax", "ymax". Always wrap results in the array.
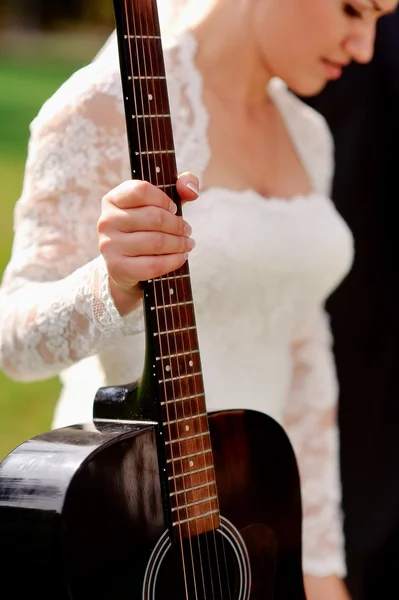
[{"xmin": 344, "ymin": 25, "xmax": 376, "ymax": 64}]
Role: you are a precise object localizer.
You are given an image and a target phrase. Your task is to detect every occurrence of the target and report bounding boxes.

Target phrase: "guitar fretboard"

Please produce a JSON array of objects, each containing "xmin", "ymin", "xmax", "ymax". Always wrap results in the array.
[{"xmin": 114, "ymin": 0, "xmax": 220, "ymax": 538}]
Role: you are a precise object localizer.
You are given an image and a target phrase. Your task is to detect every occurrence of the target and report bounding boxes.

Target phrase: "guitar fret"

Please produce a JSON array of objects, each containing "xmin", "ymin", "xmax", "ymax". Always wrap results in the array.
[
  {"xmin": 160, "ymin": 392, "xmax": 204, "ymax": 406},
  {"xmin": 170, "ymin": 480, "xmax": 216, "ymax": 497},
  {"xmin": 157, "ymin": 183, "xmax": 175, "ymax": 189},
  {"xmin": 163, "ymin": 411, "xmax": 206, "ymax": 426},
  {"xmin": 165, "ymin": 431, "xmax": 210, "ymax": 445},
  {"xmin": 171, "ymin": 495, "xmax": 218, "ymax": 512},
  {"xmin": 168, "ymin": 465, "xmax": 213, "ymax": 480},
  {"xmin": 130, "ymin": 76, "xmax": 166, "ymax": 80},
  {"xmin": 154, "ymin": 326, "xmax": 196, "ymax": 337},
  {"xmin": 167, "ymin": 449, "xmax": 212, "ymax": 464},
  {"xmin": 151, "ymin": 301, "xmax": 193, "ymax": 311},
  {"xmin": 125, "ymin": 35, "xmax": 161, "ymax": 39},
  {"xmin": 159, "ymin": 372, "xmax": 202, "ymax": 384},
  {"xmin": 157, "ymin": 349, "xmax": 199, "ymax": 362},
  {"xmin": 135, "ymin": 150, "xmax": 175, "ymax": 155},
  {"xmin": 134, "ymin": 114, "xmax": 171, "ymax": 119},
  {"xmin": 152, "ymin": 274, "xmax": 190, "ymax": 282},
  {"xmin": 173, "ymin": 509, "xmax": 219, "ymax": 527}
]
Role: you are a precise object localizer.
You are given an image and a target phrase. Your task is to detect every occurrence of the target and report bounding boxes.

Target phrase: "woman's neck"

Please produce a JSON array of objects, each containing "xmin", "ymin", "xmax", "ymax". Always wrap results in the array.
[{"xmin": 189, "ymin": 0, "xmax": 274, "ymax": 113}]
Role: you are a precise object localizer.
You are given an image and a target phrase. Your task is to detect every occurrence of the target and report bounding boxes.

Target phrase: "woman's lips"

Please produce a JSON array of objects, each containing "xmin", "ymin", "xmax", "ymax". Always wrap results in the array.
[{"xmin": 321, "ymin": 58, "xmax": 345, "ymax": 80}]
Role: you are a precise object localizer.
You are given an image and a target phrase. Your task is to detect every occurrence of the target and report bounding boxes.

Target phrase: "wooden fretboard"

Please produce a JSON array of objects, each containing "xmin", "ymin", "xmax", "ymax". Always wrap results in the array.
[{"xmin": 113, "ymin": 0, "xmax": 220, "ymax": 538}]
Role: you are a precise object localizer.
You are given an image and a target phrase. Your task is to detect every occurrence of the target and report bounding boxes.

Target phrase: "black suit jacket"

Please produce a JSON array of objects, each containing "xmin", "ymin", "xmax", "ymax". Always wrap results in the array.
[{"xmin": 304, "ymin": 10, "xmax": 399, "ymax": 556}]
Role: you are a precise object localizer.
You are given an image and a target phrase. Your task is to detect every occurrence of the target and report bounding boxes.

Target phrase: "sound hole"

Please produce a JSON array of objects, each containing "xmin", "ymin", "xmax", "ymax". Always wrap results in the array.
[{"xmin": 155, "ymin": 530, "xmax": 242, "ymax": 599}]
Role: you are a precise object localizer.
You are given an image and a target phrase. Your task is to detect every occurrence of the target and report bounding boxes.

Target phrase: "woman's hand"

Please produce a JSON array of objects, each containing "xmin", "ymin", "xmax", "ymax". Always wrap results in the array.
[
  {"xmin": 98, "ymin": 172, "xmax": 199, "ymax": 315},
  {"xmin": 304, "ymin": 574, "xmax": 351, "ymax": 600}
]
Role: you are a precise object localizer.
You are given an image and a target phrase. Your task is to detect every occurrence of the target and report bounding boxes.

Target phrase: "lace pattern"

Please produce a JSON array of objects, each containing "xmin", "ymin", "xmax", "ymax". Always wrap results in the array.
[
  {"xmin": 0, "ymin": 59, "xmax": 142, "ymax": 380},
  {"xmin": 283, "ymin": 308, "xmax": 346, "ymax": 576}
]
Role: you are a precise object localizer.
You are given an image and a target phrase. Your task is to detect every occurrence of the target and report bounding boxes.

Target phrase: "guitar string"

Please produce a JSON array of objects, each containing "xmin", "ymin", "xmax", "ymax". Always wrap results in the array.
[
  {"xmin": 140, "ymin": 1, "xmax": 207, "ymax": 596},
  {"xmin": 130, "ymin": 2, "xmax": 196, "ymax": 597},
  {"xmin": 143, "ymin": 1, "xmax": 210, "ymax": 597},
  {"xmin": 145, "ymin": 2, "xmax": 227, "ymax": 598},
  {"xmin": 124, "ymin": 2, "xmax": 189, "ymax": 597}
]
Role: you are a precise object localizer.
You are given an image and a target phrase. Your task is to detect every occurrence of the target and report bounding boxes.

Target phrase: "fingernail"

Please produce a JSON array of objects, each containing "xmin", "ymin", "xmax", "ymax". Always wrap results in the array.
[
  {"xmin": 187, "ymin": 238, "xmax": 196, "ymax": 250},
  {"xmin": 184, "ymin": 222, "xmax": 192, "ymax": 236},
  {"xmin": 187, "ymin": 182, "xmax": 200, "ymax": 196},
  {"xmin": 169, "ymin": 201, "xmax": 178, "ymax": 214}
]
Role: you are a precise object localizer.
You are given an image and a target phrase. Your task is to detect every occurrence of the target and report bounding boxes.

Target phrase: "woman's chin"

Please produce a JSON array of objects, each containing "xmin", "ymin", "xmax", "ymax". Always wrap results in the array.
[{"xmin": 287, "ymin": 75, "xmax": 329, "ymax": 98}]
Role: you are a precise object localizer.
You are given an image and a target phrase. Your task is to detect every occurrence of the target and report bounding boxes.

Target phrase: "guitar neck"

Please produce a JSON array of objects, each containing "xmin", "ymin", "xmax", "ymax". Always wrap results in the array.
[{"xmin": 114, "ymin": 0, "xmax": 220, "ymax": 538}]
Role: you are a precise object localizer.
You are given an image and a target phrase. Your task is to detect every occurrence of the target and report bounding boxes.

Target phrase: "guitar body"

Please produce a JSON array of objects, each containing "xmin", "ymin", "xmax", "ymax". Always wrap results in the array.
[{"xmin": 0, "ymin": 405, "xmax": 304, "ymax": 599}]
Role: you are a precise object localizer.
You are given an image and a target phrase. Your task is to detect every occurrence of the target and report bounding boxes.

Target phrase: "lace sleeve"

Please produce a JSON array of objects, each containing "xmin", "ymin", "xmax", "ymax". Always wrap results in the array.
[
  {"xmin": 0, "ymin": 61, "xmax": 144, "ymax": 382},
  {"xmin": 283, "ymin": 308, "xmax": 346, "ymax": 578}
]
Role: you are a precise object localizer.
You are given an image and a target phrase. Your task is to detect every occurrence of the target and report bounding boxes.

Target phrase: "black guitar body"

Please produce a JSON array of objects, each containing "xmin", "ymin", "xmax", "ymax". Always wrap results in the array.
[{"xmin": 0, "ymin": 398, "xmax": 305, "ymax": 599}]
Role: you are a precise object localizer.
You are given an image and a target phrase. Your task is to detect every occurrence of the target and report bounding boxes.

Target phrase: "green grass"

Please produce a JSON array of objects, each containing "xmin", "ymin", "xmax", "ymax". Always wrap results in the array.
[{"xmin": 0, "ymin": 44, "xmax": 100, "ymax": 459}]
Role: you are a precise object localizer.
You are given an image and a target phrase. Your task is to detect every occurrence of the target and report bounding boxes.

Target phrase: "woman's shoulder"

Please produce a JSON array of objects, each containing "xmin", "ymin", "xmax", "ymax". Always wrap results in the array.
[
  {"xmin": 32, "ymin": 40, "xmax": 124, "ymax": 134},
  {"xmin": 23, "ymin": 39, "xmax": 129, "ymax": 198},
  {"xmin": 32, "ymin": 31, "xmax": 191, "ymax": 135}
]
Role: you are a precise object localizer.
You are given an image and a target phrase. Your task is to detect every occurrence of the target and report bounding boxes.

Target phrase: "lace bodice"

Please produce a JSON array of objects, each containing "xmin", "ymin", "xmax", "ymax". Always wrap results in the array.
[{"xmin": 0, "ymin": 31, "xmax": 353, "ymax": 577}]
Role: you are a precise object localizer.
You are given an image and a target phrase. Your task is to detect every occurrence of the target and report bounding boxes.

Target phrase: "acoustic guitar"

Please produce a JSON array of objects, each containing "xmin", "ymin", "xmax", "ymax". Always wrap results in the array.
[{"xmin": 0, "ymin": 1, "xmax": 306, "ymax": 598}]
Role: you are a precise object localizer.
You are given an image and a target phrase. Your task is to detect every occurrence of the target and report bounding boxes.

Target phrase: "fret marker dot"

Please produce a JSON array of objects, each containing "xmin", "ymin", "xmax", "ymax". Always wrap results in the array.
[
  {"xmin": 185, "ymin": 425, "xmax": 190, "ymax": 432},
  {"xmin": 148, "ymin": 94, "xmax": 153, "ymax": 100},
  {"xmin": 189, "ymin": 361, "xmax": 194, "ymax": 367},
  {"xmin": 128, "ymin": 76, "xmax": 132, "ymax": 80},
  {"xmin": 156, "ymin": 166, "xmax": 161, "ymax": 174},
  {"xmin": 170, "ymin": 289, "xmax": 174, "ymax": 295},
  {"xmin": 189, "ymin": 461, "xmax": 194, "ymax": 467},
  {"xmin": 166, "ymin": 365, "xmax": 171, "ymax": 372}
]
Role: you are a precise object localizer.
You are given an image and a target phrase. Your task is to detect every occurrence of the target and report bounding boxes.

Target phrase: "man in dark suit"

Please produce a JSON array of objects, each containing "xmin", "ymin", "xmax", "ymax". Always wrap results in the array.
[{"xmin": 304, "ymin": 9, "xmax": 399, "ymax": 600}]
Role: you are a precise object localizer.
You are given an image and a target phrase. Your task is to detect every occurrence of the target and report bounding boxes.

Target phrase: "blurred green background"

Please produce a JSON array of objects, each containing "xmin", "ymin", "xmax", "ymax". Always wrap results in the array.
[{"xmin": 0, "ymin": 1, "xmax": 114, "ymax": 459}]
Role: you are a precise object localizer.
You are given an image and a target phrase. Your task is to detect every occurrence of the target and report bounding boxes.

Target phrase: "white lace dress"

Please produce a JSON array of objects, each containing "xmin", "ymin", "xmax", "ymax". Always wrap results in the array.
[{"xmin": 0, "ymin": 32, "xmax": 353, "ymax": 577}]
